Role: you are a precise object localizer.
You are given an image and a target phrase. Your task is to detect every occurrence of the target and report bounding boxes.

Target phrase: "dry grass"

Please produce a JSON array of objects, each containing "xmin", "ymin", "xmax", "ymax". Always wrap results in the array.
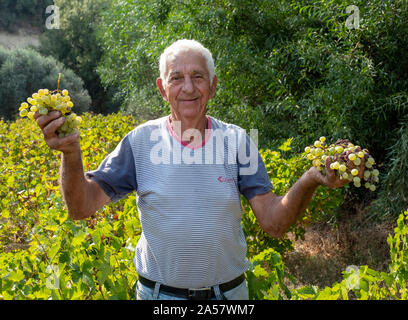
[
  {"xmin": 0, "ymin": 26, "xmax": 41, "ymax": 50},
  {"xmin": 283, "ymin": 204, "xmax": 396, "ymax": 290}
]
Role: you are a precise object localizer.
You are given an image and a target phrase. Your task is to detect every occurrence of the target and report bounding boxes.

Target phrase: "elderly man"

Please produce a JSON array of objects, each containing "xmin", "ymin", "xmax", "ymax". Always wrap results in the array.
[{"xmin": 34, "ymin": 39, "xmax": 356, "ymax": 300}]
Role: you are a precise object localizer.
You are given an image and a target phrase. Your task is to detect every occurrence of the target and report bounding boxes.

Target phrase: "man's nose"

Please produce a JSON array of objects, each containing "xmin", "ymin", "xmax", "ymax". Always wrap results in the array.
[{"xmin": 182, "ymin": 76, "xmax": 194, "ymax": 93}]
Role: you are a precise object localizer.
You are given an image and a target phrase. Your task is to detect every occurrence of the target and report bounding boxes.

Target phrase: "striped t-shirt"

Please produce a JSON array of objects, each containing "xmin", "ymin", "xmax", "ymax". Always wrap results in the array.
[{"xmin": 86, "ymin": 115, "xmax": 273, "ymax": 289}]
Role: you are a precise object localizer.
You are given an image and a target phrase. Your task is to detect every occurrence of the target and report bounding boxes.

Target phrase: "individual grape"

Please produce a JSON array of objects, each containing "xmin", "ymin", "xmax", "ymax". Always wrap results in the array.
[
  {"xmin": 39, "ymin": 107, "xmax": 48, "ymax": 115},
  {"xmin": 313, "ymin": 159, "xmax": 321, "ymax": 167},
  {"xmin": 353, "ymin": 157, "xmax": 361, "ymax": 166},
  {"xmin": 335, "ymin": 146, "xmax": 344, "ymax": 154},
  {"xmin": 330, "ymin": 161, "xmax": 340, "ymax": 170},
  {"xmin": 364, "ymin": 170, "xmax": 371, "ymax": 180},
  {"xmin": 348, "ymin": 153, "xmax": 357, "ymax": 161},
  {"xmin": 20, "ymin": 109, "xmax": 28, "ymax": 117},
  {"xmin": 351, "ymin": 169, "xmax": 359, "ymax": 176},
  {"xmin": 339, "ymin": 163, "xmax": 347, "ymax": 172},
  {"xmin": 20, "ymin": 102, "xmax": 29, "ymax": 110}
]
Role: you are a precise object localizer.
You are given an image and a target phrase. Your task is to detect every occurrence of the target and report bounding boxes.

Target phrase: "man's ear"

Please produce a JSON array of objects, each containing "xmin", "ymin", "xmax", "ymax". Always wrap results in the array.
[
  {"xmin": 156, "ymin": 77, "xmax": 168, "ymax": 101},
  {"xmin": 209, "ymin": 75, "xmax": 218, "ymax": 99}
]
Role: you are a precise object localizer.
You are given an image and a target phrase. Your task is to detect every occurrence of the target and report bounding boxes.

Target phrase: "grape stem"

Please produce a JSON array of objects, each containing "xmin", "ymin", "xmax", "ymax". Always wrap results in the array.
[{"xmin": 57, "ymin": 73, "xmax": 61, "ymax": 93}]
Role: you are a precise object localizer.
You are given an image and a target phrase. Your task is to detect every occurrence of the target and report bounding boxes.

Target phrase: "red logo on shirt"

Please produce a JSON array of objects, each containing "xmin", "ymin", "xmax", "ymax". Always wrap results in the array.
[{"xmin": 217, "ymin": 176, "xmax": 234, "ymax": 183}]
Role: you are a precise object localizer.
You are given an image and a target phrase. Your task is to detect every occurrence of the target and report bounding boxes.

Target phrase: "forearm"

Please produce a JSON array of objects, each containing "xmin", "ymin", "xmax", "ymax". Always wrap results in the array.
[
  {"xmin": 59, "ymin": 150, "xmax": 92, "ymax": 220},
  {"xmin": 277, "ymin": 169, "xmax": 320, "ymax": 229},
  {"xmin": 255, "ymin": 169, "xmax": 320, "ymax": 238}
]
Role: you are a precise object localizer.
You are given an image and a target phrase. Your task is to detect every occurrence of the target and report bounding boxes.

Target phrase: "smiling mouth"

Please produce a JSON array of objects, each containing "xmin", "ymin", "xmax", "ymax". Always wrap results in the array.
[{"xmin": 180, "ymin": 97, "xmax": 199, "ymax": 102}]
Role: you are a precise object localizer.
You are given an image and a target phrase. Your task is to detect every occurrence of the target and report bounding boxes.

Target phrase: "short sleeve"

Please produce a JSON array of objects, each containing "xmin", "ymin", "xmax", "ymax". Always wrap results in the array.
[
  {"xmin": 237, "ymin": 131, "xmax": 273, "ymax": 200},
  {"xmin": 85, "ymin": 134, "xmax": 137, "ymax": 202}
]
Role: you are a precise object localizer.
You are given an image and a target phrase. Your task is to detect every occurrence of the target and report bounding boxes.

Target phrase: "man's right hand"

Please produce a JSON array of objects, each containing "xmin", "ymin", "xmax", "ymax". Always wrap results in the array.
[{"xmin": 34, "ymin": 110, "xmax": 80, "ymax": 154}]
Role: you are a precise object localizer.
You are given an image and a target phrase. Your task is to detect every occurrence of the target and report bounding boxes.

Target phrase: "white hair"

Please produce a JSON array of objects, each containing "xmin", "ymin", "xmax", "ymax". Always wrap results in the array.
[{"xmin": 159, "ymin": 39, "xmax": 215, "ymax": 89}]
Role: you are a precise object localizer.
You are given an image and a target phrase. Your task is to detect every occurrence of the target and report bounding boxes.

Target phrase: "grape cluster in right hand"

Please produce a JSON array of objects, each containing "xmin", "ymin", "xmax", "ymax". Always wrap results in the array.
[{"xmin": 304, "ymin": 137, "xmax": 379, "ymax": 191}]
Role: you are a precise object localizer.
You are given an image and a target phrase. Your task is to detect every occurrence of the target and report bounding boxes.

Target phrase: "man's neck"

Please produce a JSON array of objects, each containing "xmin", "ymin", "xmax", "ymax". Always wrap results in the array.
[{"xmin": 169, "ymin": 113, "xmax": 208, "ymax": 146}]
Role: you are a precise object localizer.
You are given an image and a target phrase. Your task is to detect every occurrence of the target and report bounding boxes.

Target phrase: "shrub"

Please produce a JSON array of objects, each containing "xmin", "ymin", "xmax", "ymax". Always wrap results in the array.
[{"xmin": 368, "ymin": 117, "xmax": 408, "ymax": 220}]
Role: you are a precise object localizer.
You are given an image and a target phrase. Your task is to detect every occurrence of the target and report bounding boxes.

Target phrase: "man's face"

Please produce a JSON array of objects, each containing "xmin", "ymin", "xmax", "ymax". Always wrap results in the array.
[{"xmin": 157, "ymin": 50, "xmax": 217, "ymax": 121}]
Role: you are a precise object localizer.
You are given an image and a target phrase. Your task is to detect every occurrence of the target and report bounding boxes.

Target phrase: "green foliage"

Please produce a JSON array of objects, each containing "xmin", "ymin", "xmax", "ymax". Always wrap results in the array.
[
  {"xmin": 0, "ymin": 48, "xmax": 91, "ymax": 121},
  {"xmin": 38, "ymin": 0, "xmax": 121, "ymax": 114},
  {"xmin": 245, "ymin": 248, "xmax": 295, "ymax": 300},
  {"xmin": 0, "ymin": 0, "xmax": 53, "ymax": 32},
  {"xmin": 0, "ymin": 112, "xmax": 140, "ymax": 299},
  {"xmin": 369, "ymin": 117, "xmax": 408, "ymax": 220}
]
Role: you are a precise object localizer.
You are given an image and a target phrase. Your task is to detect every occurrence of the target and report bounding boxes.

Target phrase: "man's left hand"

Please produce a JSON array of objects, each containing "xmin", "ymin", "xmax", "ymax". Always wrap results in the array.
[{"xmin": 308, "ymin": 155, "xmax": 366, "ymax": 189}]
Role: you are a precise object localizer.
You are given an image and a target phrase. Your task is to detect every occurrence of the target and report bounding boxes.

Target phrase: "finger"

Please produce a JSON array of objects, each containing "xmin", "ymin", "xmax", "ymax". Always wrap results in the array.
[
  {"xmin": 61, "ymin": 132, "xmax": 80, "ymax": 144},
  {"xmin": 36, "ymin": 111, "xmax": 62, "ymax": 129},
  {"xmin": 42, "ymin": 116, "xmax": 65, "ymax": 139},
  {"xmin": 346, "ymin": 158, "xmax": 355, "ymax": 170},
  {"xmin": 46, "ymin": 132, "xmax": 79, "ymax": 150},
  {"xmin": 358, "ymin": 157, "xmax": 366, "ymax": 179},
  {"xmin": 324, "ymin": 156, "xmax": 335, "ymax": 180}
]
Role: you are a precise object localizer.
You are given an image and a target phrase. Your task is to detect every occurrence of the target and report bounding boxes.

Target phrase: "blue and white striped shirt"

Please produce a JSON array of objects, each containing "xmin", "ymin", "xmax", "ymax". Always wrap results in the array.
[{"xmin": 86, "ymin": 115, "xmax": 273, "ymax": 288}]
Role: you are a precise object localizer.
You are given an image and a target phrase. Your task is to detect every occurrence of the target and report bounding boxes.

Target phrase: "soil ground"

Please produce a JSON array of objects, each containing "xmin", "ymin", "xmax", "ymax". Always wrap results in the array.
[{"xmin": 283, "ymin": 204, "xmax": 396, "ymax": 290}]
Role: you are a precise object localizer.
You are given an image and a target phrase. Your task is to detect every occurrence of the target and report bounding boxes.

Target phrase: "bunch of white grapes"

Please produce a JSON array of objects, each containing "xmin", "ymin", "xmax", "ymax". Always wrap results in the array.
[
  {"xmin": 19, "ymin": 87, "xmax": 82, "ymax": 138},
  {"xmin": 304, "ymin": 137, "xmax": 379, "ymax": 191}
]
